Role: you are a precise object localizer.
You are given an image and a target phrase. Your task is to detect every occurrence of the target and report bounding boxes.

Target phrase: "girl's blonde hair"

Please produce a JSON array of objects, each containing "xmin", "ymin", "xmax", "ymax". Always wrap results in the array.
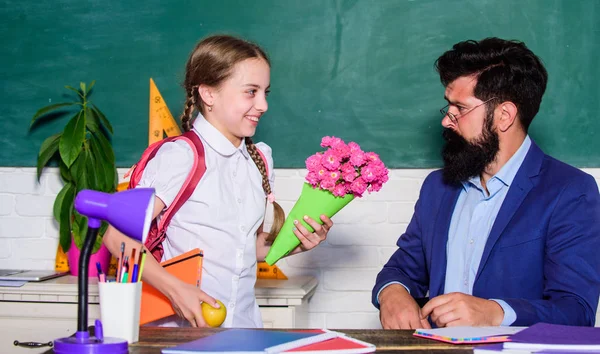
[{"xmin": 180, "ymin": 34, "xmax": 284, "ymax": 242}]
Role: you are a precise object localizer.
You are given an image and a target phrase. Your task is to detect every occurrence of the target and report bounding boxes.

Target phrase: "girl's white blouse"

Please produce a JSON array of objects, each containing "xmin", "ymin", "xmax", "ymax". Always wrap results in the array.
[{"xmin": 137, "ymin": 114, "xmax": 274, "ymax": 328}]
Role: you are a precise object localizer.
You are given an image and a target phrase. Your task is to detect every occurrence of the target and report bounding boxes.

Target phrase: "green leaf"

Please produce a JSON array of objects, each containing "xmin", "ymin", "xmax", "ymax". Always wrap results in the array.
[
  {"xmin": 92, "ymin": 221, "xmax": 108, "ymax": 253},
  {"xmin": 64, "ymin": 86, "xmax": 84, "ymax": 99},
  {"xmin": 91, "ymin": 104, "xmax": 113, "ymax": 134},
  {"xmin": 59, "ymin": 111, "xmax": 86, "ymax": 168},
  {"xmin": 70, "ymin": 151, "xmax": 89, "ymax": 192},
  {"xmin": 89, "ymin": 135, "xmax": 115, "ymax": 192},
  {"xmin": 83, "ymin": 146, "xmax": 99, "ymax": 190},
  {"xmin": 59, "ymin": 160, "xmax": 72, "ymax": 183},
  {"xmin": 72, "ymin": 211, "xmax": 88, "ymax": 249},
  {"xmin": 92, "ymin": 129, "xmax": 115, "ymax": 164},
  {"xmin": 86, "ymin": 106, "xmax": 100, "ymax": 133},
  {"xmin": 86, "ymin": 80, "xmax": 95, "ymax": 94},
  {"xmin": 58, "ymin": 183, "xmax": 76, "ymax": 252},
  {"xmin": 30, "ymin": 103, "xmax": 75, "ymax": 128},
  {"xmin": 53, "ymin": 183, "xmax": 73, "ymax": 222},
  {"xmin": 79, "ymin": 82, "xmax": 86, "ymax": 95},
  {"xmin": 36, "ymin": 133, "xmax": 61, "ymax": 180}
]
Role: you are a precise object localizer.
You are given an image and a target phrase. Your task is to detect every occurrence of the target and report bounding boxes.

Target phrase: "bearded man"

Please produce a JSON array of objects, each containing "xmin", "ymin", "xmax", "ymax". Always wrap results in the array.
[{"xmin": 373, "ymin": 38, "xmax": 600, "ymax": 328}]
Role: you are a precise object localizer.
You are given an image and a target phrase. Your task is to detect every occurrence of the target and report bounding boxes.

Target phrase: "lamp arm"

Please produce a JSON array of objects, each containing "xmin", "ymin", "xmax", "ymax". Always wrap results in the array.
[{"xmin": 77, "ymin": 226, "xmax": 99, "ymax": 333}]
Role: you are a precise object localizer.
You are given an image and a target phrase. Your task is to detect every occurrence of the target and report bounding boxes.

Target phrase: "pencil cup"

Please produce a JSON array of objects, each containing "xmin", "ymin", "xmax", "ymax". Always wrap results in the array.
[{"xmin": 98, "ymin": 281, "xmax": 142, "ymax": 343}]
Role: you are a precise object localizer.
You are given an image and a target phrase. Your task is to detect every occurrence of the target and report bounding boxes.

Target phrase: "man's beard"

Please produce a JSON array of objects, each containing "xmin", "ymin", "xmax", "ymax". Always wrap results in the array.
[{"xmin": 442, "ymin": 110, "xmax": 500, "ymax": 185}]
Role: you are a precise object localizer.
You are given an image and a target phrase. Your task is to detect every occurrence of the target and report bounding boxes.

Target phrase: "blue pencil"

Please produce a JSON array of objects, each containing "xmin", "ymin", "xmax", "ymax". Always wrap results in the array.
[
  {"xmin": 96, "ymin": 262, "xmax": 103, "ymax": 276},
  {"xmin": 131, "ymin": 264, "xmax": 139, "ymax": 283}
]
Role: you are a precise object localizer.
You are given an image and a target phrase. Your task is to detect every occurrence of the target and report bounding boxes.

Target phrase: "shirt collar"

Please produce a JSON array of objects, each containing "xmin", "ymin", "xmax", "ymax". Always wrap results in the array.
[
  {"xmin": 460, "ymin": 135, "xmax": 532, "ymax": 193},
  {"xmin": 192, "ymin": 113, "xmax": 250, "ymax": 159},
  {"xmin": 493, "ymin": 135, "xmax": 531, "ymax": 187}
]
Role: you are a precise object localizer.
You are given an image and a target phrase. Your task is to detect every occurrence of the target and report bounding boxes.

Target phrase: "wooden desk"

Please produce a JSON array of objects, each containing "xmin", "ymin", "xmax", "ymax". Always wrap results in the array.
[
  {"xmin": 37, "ymin": 327, "xmax": 475, "ymax": 354},
  {"xmin": 131, "ymin": 327, "xmax": 475, "ymax": 353}
]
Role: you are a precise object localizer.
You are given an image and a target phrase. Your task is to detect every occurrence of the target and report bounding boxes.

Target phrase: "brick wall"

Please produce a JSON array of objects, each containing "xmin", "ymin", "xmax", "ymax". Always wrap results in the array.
[{"xmin": 1, "ymin": 167, "xmax": 599, "ymax": 328}]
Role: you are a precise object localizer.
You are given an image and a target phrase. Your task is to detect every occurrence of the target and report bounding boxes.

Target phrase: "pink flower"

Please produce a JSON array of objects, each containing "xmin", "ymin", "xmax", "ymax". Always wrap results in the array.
[
  {"xmin": 349, "ymin": 151, "xmax": 366, "ymax": 167},
  {"xmin": 306, "ymin": 171, "xmax": 321, "ymax": 186},
  {"xmin": 320, "ymin": 136, "xmax": 336, "ymax": 148},
  {"xmin": 350, "ymin": 178, "xmax": 368, "ymax": 197},
  {"xmin": 322, "ymin": 150, "xmax": 342, "ymax": 171},
  {"xmin": 332, "ymin": 183, "xmax": 347, "ymax": 197},
  {"xmin": 348, "ymin": 142, "xmax": 362, "ymax": 154},
  {"xmin": 365, "ymin": 152, "xmax": 380, "ymax": 162},
  {"xmin": 329, "ymin": 137, "xmax": 345, "ymax": 149},
  {"xmin": 340, "ymin": 163, "xmax": 356, "ymax": 183},
  {"xmin": 368, "ymin": 182, "xmax": 383, "ymax": 193},
  {"xmin": 305, "ymin": 153, "xmax": 323, "ymax": 172},
  {"xmin": 361, "ymin": 164, "xmax": 378, "ymax": 183},
  {"xmin": 320, "ymin": 178, "xmax": 336, "ymax": 190},
  {"xmin": 328, "ymin": 171, "xmax": 340, "ymax": 181},
  {"xmin": 333, "ymin": 142, "xmax": 351, "ymax": 159},
  {"xmin": 342, "ymin": 172, "xmax": 356, "ymax": 182}
]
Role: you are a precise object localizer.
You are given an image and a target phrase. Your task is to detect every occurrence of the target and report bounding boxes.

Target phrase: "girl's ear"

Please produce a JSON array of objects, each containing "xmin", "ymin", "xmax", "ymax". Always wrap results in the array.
[{"xmin": 198, "ymin": 85, "xmax": 215, "ymax": 107}]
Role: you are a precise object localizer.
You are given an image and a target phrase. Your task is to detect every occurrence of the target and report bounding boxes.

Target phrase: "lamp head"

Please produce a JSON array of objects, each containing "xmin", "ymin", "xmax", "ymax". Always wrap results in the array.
[{"xmin": 74, "ymin": 188, "xmax": 155, "ymax": 242}]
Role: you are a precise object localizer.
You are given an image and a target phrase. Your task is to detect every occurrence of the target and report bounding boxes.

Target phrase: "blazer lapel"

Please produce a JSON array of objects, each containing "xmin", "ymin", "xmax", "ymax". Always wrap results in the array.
[
  {"xmin": 429, "ymin": 184, "xmax": 462, "ymax": 298},
  {"xmin": 474, "ymin": 142, "xmax": 544, "ymax": 282}
]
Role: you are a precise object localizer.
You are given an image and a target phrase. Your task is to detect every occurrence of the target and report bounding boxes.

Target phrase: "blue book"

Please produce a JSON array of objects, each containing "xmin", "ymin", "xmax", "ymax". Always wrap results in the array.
[{"xmin": 161, "ymin": 329, "xmax": 338, "ymax": 354}]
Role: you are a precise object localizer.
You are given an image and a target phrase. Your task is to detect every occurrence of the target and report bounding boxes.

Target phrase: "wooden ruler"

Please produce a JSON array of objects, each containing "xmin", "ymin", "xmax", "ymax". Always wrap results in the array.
[
  {"xmin": 116, "ymin": 78, "xmax": 181, "ymax": 192},
  {"xmin": 257, "ymin": 262, "xmax": 288, "ymax": 280},
  {"xmin": 149, "ymin": 78, "xmax": 181, "ymax": 145},
  {"xmin": 54, "ymin": 244, "xmax": 69, "ymax": 272}
]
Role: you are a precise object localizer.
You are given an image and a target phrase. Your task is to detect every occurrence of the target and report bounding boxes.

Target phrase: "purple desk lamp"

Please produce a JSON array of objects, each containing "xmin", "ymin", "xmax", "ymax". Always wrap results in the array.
[{"xmin": 53, "ymin": 188, "xmax": 155, "ymax": 354}]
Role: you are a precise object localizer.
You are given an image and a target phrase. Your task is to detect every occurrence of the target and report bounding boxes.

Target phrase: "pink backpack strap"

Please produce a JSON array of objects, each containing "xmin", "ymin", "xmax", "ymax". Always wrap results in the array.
[
  {"xmin": 156, "ymin": 131, "xmax": 206, "ymax": 231},
  {"xmin": 137, "ymin": 131, "xmax": 206, "ymax": 254},
  {"xmin": 255, "ymin": 147, "xmax": 269, "ymax": 179}
]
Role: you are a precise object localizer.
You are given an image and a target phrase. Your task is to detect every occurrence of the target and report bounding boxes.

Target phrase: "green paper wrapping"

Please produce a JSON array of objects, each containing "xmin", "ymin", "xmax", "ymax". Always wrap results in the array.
[{"xmin": 264, "ymin": 182, "xmax": 354, "ymax": 265}]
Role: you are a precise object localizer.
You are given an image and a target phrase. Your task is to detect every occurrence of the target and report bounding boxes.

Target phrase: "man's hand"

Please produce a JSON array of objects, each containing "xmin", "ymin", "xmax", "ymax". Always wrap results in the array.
[
  {"xmin": 378, "ymin": 284, "xmax": 431, "ymax": 329},
  {"xmin": 420, "ymin": 292, "xmax": 504, "ymax": 327}
]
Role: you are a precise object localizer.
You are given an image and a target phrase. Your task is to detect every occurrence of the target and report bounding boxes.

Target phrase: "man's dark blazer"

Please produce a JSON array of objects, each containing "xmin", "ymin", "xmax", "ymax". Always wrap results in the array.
[{"xmin": 373, "ymin": 141, "xmax": 600, "ymax": 326}]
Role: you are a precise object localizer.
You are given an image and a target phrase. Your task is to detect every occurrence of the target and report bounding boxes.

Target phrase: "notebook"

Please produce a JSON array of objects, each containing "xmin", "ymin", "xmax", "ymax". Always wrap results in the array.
[
  {"xmin": 285, "ymin": 330, "xmax": 375, "ymax": 353},
  {"xmin": 413, "ymin": 326, "xmax": 525, "ymax": 344},
  {"xmin": 161, "ymin": 328, "xmax": 338, "ymax": 354},
  {"xmin": 140, "ymin": 248, "xmax": 203, "ymax": 325},
  {"xmin": 0, "ymin": 269, "xmax": 68, "ymax": 282},
  {"xmin": 504, "ymin": 322, "xmax": 600, "ymax": 351},
  {"xmin": 472, "ymin": 343, "xmax": 505, "ymax": 354}
]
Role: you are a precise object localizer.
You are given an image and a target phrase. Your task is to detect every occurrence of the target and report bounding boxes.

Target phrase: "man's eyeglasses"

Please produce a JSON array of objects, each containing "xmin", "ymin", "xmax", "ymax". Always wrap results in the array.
[{"xmin": 440, "ymin": 97, "xmax": 497, "ymax": 124}]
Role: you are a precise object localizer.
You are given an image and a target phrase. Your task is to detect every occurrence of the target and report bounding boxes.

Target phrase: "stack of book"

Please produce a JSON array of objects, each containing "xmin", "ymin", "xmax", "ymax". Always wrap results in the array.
[
  {"xmin": 474, "ymin": 323, "xmax": 600, "ymax": 353},
  {"xmin": 161, "ymin": 328, "xmax": 375, "ymax": 354}
]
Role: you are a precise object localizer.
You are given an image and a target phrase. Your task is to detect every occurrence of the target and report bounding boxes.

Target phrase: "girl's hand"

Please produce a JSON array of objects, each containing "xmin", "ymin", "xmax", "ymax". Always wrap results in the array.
[
  {"xmin": 293, "ymin": 215, "xmax": 333, "ymax": 252},
  {"xmin": 167, "ymin": 280, "xmax": 220, "ymax": 327}
]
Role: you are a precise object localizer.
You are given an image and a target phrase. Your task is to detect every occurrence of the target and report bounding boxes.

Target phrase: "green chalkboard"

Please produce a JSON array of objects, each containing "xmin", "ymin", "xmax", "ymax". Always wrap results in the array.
[{"xmin": 1, "ymin": 0, "xmax": 599, "ymax": 168}]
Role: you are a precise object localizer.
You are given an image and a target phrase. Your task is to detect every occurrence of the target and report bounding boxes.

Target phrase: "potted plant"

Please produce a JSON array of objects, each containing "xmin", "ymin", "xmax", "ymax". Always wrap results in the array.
[{"xmin": 30, "ymin": 81, "xmax": 117, "ymax": 276}]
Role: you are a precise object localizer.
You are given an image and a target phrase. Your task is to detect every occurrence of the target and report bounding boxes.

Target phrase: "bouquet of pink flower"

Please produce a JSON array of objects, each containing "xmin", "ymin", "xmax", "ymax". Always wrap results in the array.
[
  {"xmin": 264, "ymin": 136, "xmax": 389, "ymax": 265},
  {"xmin": 305, "ymin": 136, "xmax": 389, "ymax": 197}
]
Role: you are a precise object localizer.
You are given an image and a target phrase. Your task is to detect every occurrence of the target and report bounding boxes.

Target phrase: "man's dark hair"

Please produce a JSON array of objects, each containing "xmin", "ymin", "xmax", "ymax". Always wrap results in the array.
[{"xmin": 435, "ymin": 37, "xmax": 548, "ymax": 131}]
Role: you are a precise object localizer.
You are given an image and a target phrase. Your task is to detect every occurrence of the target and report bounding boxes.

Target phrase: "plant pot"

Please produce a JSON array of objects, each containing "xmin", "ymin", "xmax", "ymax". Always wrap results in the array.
[{"xmin": 67, "ymin": 239, "xmax": 112, "ymax": 277}]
